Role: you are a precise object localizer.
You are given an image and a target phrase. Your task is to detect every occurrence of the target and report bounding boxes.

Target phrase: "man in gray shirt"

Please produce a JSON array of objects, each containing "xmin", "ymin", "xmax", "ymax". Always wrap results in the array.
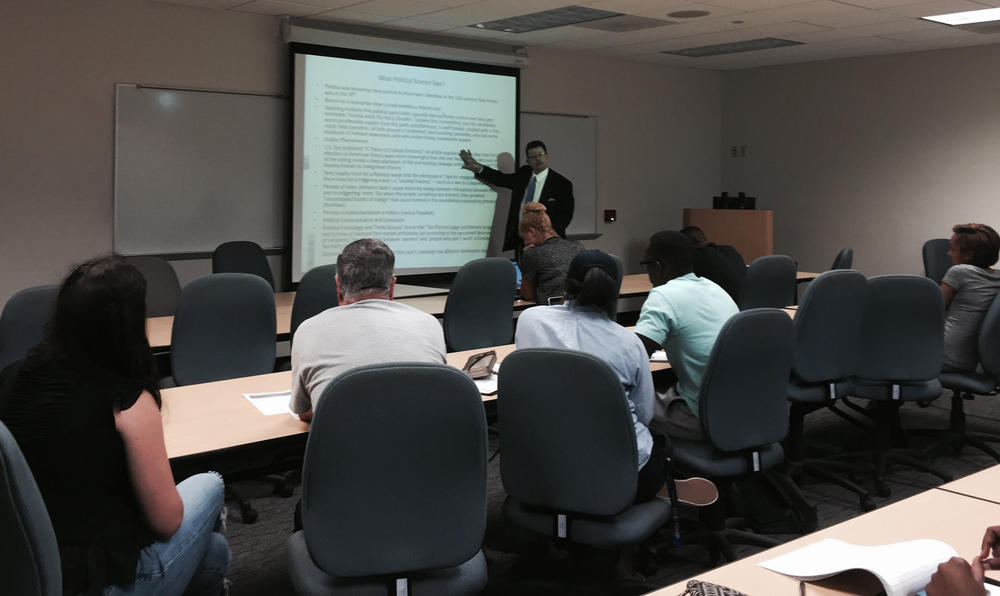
[{"xmin": 290, "ymin": 238, "xmax": 446, "ymax": 421}]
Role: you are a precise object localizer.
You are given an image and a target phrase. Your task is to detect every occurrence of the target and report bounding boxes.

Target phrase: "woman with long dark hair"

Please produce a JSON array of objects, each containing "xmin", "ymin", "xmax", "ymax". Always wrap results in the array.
[{"xmin": 1, "ymin": 255, "xmax": 230, "ymax": 595}]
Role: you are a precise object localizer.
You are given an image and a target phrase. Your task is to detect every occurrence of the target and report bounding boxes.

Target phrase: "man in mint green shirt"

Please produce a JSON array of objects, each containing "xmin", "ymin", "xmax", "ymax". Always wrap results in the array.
[{"xmin": 635, "ymin": 231, "xmax": 739, "ymax": 441}]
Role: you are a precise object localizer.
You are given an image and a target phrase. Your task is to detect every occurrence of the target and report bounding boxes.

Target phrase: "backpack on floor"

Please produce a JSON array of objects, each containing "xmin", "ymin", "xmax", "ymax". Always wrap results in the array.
[{"xmin": 732, "ymin": 469, "xmax": 817, "ymax": 534}]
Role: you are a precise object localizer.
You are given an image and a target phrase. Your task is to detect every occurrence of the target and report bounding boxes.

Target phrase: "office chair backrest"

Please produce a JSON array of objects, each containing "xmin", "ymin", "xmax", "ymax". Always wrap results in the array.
[
  {"xmin": 831, "ymin": 248, "xmax": 853, "ymax": 270},
  {"xmin": 302, "ymin": 362, "xmax": 486, "ymax": 577},
  {"xmin": 978, "ymin": 293, "xmax": 1000, "ymax": 382},
  {"xmin": 171, "ymin": 273, "xmax": 276, "ymax": 386},
  {"xmin": 212, "ymin": 240, "xmax": 275, "ymax": 289},
  {"xmin": 922, "ymin": 238, "xmax": 952, "ymax": 285},
  {"xmin": 739, "ymin": 255, "xmax": 797, "ymax": 310},
  {"xmin": 699, "ymin": 309, "xmax": 795, "ymax": 452},
  {"xmin": 793, "ymin": 269, "xmax": 868, "ymax": 383},
  {"xmin": 0, "ymin": 421, "xmax": 62, "ymax": 596},
  {"xmin": 499, "ymin": 348, "xmax": 638, "ymax": 516},
  {"xmin": 444, "ymin": 257, "xmax": 515, "ymax": 351},
  {"xmin": 0, "ymin": 285, "xmax": 58, "ymax": 371},
  {"xmin": 289, "ymin": 264, "xmax": 338, "ymax": 340},
  {"xmin": 855, "ymin": 275, "xmax": 943, "ymax": 383},
  {"xmin": 123, "ymin": 255, "xmax": 181, "ymax": 317}
]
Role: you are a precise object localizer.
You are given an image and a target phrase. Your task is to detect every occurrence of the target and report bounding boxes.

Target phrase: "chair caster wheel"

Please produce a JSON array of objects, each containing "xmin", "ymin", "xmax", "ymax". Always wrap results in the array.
[
  {"xmin": 875, "ymin": 482, "xmax": 891, "ymax": 498},
  {"xmin": 860, "ymin": 497, "xmax": 877, "ymax": 511},
  {"xmin": 240, "ymin": 504, "xmax": 259, "ymax": 524}
]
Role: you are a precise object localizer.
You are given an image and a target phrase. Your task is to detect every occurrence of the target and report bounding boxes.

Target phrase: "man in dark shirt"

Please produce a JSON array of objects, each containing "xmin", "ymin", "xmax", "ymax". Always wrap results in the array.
[{"xmin": 679, "ymin": 225, "xmax": 747, "ymax": 302}]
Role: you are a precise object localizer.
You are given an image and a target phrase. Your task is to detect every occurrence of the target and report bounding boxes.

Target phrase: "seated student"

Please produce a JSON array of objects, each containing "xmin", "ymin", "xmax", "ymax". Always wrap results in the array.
[
  {"xmin": 679, "ymin": 225, "xmax": 747, "ymax": 302},
  {"xmin": 515, "ymin": 250, "xmax": 717, "ymax": 506},
  {"xmin": 941, "ymin": 223, "xmax": 1000, "ymax": 371},
  {"xmin": 0, "ymin": 255, "xmax": 230, "ymax": 596},
  {"xmin": 518, "ymin": 202, "xmax": 583, "ymax": 305},
  {"xmin": 635, "ymin": 231, "xmax": 739, "ymax": 441},
  {"xmin": 925, "ymin": 524, "xmax": 1000, "ymax": 595},
  {"xmin": 291, "ymin": 238, "xmax": 446, "ymax": 422}
]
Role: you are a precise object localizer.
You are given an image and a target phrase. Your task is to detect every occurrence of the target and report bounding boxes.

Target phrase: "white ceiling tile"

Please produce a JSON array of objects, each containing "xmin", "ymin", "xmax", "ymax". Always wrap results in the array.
[
  {"xmin": 154, "ymin": 0, "xmax": 248, "ymax": 8},
  {"xmin": 703, "ymin": 0, "xmax": 815, "ymax": 8},
  {"xmin": 845, "ymin": 16, "xmax": 939, "ymax": 33},
  {"xmin": 880, "ymin": 0, "xmax": 994, "ymax": 17},
  {"xmin": 231, "ymin": 0, "xmax": 330, "ymax": 16},
  {"xmin": 634, "ymin": 2, "xmax": 742, "ymax": 20},
  {"xmin": 800, "ymin": 6, "xmax": 907, "ymax": 27},
  {"xmin": 581, "ymin": 0, "xmax": 692, "ymax": 14},
  {"xmin": 282, "ymin": 0, "xmax": 372, "ymax": 7},
  {"xmin": 835, "ymin": 0, "xmax": 938, "ymax": 8},
  {"xmin": 312, "ymin": 7, "xmax": 398, "ymax": 22}
]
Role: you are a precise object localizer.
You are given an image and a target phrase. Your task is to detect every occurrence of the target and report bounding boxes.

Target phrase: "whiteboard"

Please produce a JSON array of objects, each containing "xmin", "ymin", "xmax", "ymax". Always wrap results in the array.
[
  {"xmin": 114, "ymin": 84, "xmax": 288, "ymax": 255},
  {"xmin": 520, "ymin": 112, "xmax": 597, "ymax": 236}
]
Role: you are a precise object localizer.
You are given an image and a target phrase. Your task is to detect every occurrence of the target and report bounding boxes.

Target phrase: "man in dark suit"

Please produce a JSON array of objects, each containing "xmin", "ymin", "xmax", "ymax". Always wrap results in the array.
[{"xmin": 460, "ymin": 140, "xmax": 575, "ymax": 254}]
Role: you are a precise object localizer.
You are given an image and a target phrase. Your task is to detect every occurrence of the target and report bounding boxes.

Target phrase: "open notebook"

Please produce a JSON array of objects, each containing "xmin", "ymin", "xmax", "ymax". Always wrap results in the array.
[{"xmin": 760, "ymin": 538, "xmax": 1000, "ymax": 596}]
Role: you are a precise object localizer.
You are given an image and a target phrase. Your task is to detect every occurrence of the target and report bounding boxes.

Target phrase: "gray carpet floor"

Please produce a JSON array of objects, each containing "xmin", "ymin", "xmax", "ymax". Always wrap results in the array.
[{"xmin": 215, "ymin": 391, "xmax": 1000, "ymax": 595}]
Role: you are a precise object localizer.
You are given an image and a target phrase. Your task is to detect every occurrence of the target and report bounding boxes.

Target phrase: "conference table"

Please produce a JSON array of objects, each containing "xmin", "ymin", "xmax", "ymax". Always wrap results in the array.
[
  {"xmin": 649, "ymin": 487, "xmax": 1000, "ymax": 595},
  {"xmin": 162, "ymin": 336, "xmax": 673, "ymax": 460},
  {"xmin": 146, "ymin": 271, "xmax": 819, "ymax": 350}
]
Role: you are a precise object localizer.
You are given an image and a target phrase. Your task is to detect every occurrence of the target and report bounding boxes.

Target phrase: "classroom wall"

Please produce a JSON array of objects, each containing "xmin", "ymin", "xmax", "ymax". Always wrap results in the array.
[
  {"xmin": 521, "ymin": 48, "xmax": 722, "ymax": 270},
  {"xmin": 720, "ymin": 42, "xmax": 1000, "ymax": 277},
  {"xmin": 0, "ymin": 0, "xmax": 287, "ymax": 304},
  {"xmin": 0, "ymin": 2, "xmax": 722, "ymax": 304}
]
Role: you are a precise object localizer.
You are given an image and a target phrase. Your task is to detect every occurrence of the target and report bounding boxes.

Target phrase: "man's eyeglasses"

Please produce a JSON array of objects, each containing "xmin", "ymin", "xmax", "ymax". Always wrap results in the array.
[
  {"xmin": 640, "ymin": 259, "xmax": 661, "ymax": 267},
  {"xmin": 526, "ymin": 152, "xmax": 546, "ymax": 160}
]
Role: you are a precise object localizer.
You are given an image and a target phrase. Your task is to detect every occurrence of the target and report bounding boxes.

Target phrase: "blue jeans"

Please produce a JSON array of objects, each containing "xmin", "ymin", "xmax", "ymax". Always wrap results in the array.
[{"xmin": 106, "ymin": 472, "xmax": 231, "ymax": 596}]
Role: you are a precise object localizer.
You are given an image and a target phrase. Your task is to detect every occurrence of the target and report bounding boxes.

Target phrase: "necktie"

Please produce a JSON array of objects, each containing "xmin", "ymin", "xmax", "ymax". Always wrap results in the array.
[{"xmin": 522, "ymin": 175, "xmax": 537, "ymax": 212}]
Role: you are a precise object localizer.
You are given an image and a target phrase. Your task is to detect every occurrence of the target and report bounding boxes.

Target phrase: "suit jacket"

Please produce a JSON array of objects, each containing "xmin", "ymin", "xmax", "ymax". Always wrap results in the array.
[{"xmin": 476, "ymin": 165, "xmax": 575, "ymax": 252}]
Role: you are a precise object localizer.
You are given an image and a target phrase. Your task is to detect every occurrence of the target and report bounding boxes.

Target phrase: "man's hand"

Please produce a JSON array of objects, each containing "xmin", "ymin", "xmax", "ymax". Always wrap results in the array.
[
  {"xmin": 459, "ymin": 149, "xmax": 482, "ymax": 172},
  {"xmin": 982, "ymin": 526, "xmax": 1000, "ymax": 569},
  {"xmin": 925, "ymin": 556, "xmax": 987, "ymax": 596},
  {"xmin": 297, "ymin": 409, "xmax": 313, "ymax": 423}
]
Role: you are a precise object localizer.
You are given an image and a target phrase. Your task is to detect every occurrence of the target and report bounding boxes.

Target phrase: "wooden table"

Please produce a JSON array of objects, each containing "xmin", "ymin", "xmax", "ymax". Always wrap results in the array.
[
  {"xmin": 147, "ymin": 273, "xmax": 817, "ymax": 351},
  {"xmin": 164, "ymin": 337, "xmax": 671, "ymax": 460},
  {"xmin": 650, "ymin": 489, "xmax": 1000, "ymax": 595},
  {"xmin": 937, "ymin": 464, "xmax": 1000, "ymax": 505}
]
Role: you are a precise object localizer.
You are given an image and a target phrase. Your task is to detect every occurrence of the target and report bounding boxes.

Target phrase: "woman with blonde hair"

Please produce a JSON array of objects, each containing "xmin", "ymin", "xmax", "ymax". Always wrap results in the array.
[
  {"xmin": 941, "ymin": 223, "xmax": 1000, "ymax": 371},
  {"xmin": 518, "ymin": 202, "xmax": 582, "ymax": 305}
]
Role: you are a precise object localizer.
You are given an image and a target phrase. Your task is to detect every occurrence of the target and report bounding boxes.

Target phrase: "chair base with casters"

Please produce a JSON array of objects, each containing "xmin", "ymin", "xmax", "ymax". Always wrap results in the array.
[
  {"xmin": 917, "ymin": 374, "xmax": 1000, "ymax": 462},
  {"xmin": 849, "ymin": 379, "xmax": 953, "ymax": 497},
  {"xmin": 287, "ymin": 533, "xmax": 488, "ymax": 596},
  {"xmin": 785, "ymin": 383, "xmax": 877, "ymax": 512},
  {"xmin": 671, "ymin": 440, "xmax": 785, "ymax": 563}
]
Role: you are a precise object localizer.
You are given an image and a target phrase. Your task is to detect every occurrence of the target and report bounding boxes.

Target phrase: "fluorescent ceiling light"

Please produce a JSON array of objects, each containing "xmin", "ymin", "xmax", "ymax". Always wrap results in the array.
[{"xmin": 922, "ymin": 7, "xmax": 1000, "ymax": 26}]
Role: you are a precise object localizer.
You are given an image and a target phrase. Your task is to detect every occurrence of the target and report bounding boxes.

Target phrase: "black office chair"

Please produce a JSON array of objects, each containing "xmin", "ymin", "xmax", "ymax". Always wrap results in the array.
[
  {"xmin": 849, "ymin": 274, "xmax": 951, "ymax": 496},
  {"xmin": 0, "ymin": 421, "xmax": 62, "ymax": 596},
  {"xmin": 124, "ymin": 255, "xmax": 181, "ymax": 317},
  {"xmin": 290, "ymin": 264, "xmax": 338, "ymax": 341},
  {"xmin": 922, "ymin": 238, "xmax": 952, "ymax": 285},
  {"xmin": 444, "ymin": 257, "xmax": 516, "ymax": 351},
  {"xmin": 169, "ymin": 273, "xmax": 276, "ymax": 386},
  {"xmin": 739, "ymin": 255, "xmax": 797, "ymax": 310},
  {"xmin": 830, "ymin": 248, "xmax": 853, "ymax": 270},
  {"xmin": 923, "ymin": 292, "xmax": 1000, "ymax": 461},
  {"xmin": 671, "ymin": 309, "xmax": 796, "ymax": 562},
  {"xmin": 212, "ymin": 240, "xmax": 275, "ymax": 289},
  {"xmin": 287, "ymin": 363, "xmax": 488, "ymax": 595},
  {"xmin": 498, "ymin": 349, "xmax": 672, "ymax": 552},
  {"xmin": 0, "ymin": 285, "xmax": 59, "ymax": 371},
  {"xmin": 785, "ymin": 270, "xmax": 874, "ymax": 510}
]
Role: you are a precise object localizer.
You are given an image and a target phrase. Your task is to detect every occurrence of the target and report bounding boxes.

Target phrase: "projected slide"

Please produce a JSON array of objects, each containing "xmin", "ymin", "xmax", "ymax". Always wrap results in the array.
[{"xmin": 293, "ymin": 50, "xmax": 518, "ymax": 278}]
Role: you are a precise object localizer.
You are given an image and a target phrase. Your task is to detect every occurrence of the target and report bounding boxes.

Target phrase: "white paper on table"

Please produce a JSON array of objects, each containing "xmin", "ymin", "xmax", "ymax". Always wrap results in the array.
[
  {"xmin": 758, "ymin": 538, "xmax": 989, "ymax": 596},
  {"xmin": 243, "ymin": 390, "xmax": 295, "ymax": 417},
  {"xmin": 474, "ymin": 374, "xmax": 498, "ymax": 395},
  {"xmin": 650, "ymin": 350, "xmax": 669, "ymax": 362}
]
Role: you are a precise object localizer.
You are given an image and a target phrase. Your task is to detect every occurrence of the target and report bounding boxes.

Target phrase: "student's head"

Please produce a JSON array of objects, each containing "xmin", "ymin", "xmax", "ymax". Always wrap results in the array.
[
  {"xmin": 519, "ymin": 202, "xmax": 555, "ymax": 246},
  {"xmin": 525, "ymin": 140, "xmax": 548, "ymax": 174},
  {"xmin": 643, "ymin": 231, "xmax": 693, "ymax": 286},
  {"xmin": 336, "ymin": 238, "xmax": 396, "ymax": 304},
  {"xmin": 679, "ymin": 225, "xmax": 709, "ymax": 248},
  {"xmin": 40, "ymin": 255, "xmax": 159, "ymax": 398},
  {"xmin": 949, "ymin": 224, "xmax": 1000, "ymax": 268},
  {"xmin": 564, "ymin": 250, "xmax": 622, "ymax": 319}
]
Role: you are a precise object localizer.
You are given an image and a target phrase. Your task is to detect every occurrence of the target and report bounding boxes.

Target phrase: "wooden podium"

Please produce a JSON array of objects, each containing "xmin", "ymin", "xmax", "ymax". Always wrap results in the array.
[{"xmin": 683, "ymin": 208, "xmax": 773, "ymax": 263}]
